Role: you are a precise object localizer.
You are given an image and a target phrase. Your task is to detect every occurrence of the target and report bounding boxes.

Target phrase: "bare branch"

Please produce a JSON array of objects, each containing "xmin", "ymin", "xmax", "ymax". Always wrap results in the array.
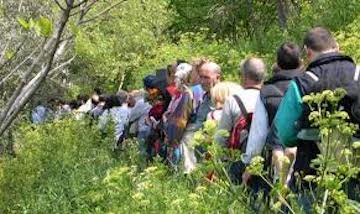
[
  {"xmin": 48, "ymin": 55, "xmax": 76, "ymax": 77},
  {"xmin": 72, "ymin": 0, "xmax": 89, "ymax": 9},
  {"xmin": 0, "ymin": 45, "xmax": 41, "ymax": 88},
  {"xmin": 54, "ymin": 0, "xmax": 66, "ymax": 11},
  {"xmin": 0, "ymin": 39, "xmax": 48, "ymax": 126},
  {"xmin": 0, "ymin": 37, "xmax": 28, "ymax": 71},
  {"xmin": 0, "ymin": 1, "xmax": 74, "ymax": 136},
  {"xmin": 78, "ymin": 0, "xmax": 127, "ymax": 25}
]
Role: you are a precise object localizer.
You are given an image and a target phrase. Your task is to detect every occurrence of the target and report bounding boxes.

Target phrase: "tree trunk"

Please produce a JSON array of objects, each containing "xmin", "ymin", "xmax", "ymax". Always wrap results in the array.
[
  {"xmin": 0, "ymin": 0, "xmax": 74, "ymax": 136},
  {"xmin": 277, "ymin": 0, "xmax": 288, "ymax": 30}
]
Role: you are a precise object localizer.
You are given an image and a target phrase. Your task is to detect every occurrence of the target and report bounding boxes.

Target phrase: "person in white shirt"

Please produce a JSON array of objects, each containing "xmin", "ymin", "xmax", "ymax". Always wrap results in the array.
[
  {"xmin": 215, "ymin": 57, "xmax": 265, "ymax": 147},
  {"xmin": 242, "ymin": 42, "xmax": 303, "ymax": 185}
]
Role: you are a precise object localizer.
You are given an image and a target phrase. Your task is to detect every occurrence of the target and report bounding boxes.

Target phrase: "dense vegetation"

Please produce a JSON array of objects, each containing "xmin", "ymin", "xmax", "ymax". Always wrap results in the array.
[{"xmin": 1, "ymin": 0, "xmax": 360, "ymax": 213}]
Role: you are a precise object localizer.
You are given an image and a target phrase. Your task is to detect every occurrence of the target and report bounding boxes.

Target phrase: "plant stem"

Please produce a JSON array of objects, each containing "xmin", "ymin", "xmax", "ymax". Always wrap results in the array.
[{"xmin": 319, "ymin": 189, "xmax": 329, "ymax": 214}]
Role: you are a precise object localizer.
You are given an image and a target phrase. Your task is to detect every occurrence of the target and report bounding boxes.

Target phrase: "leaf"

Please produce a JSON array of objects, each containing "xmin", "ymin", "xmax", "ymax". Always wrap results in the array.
[
  {"xmin": 352, "ymin": 141, "xmax": 360, "ymax": 149},
  {"xmin": 4, "ymin": 50, "xmax": 15, "ymax": 59},
  {"xmin": 34, "ymin": 16, "xmax": 53, "ymax": 37},
  {"xmin": 17, "ymin": 17, "xmax": 30, "ymax": 30},
  {"xmin": 347, "ymin": 199, "xmax": 360, "ymax": 213}
]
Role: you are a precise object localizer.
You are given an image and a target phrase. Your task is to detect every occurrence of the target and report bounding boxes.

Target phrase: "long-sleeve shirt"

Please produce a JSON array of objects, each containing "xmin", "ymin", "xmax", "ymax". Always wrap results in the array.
[
  {"xmin": 99, "ymin": 105, "xmax": 130, "ymax": 141},
  {"xmin": 242, "ymin": 97, "xmax": 269, "ymax": 164},
  {"xmin": 268, "ymin": 80, "xmax": 303, "ymax": 147},
  {"xmin": 164, "ymin": 89, "xmax": 193, "ymax": 146},
  {"xmin": 215, "ymin": 89, "xmax": 260, "ymax": 147}
]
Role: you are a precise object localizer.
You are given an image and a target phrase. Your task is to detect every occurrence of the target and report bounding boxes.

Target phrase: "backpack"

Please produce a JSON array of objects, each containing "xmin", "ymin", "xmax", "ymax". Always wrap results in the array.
[{"xmin": 228, "ymin": 95, "xmax": 253, "ymax": 152}]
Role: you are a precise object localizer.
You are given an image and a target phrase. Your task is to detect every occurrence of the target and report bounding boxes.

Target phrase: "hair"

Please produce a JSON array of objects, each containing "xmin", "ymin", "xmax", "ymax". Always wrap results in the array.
[
  {"xmin": 303, "ymin": 27, "xmax": 337, "ymax": 52},
  {"xmin": 199, "ymin": 61, "xmax": 222, "ymax": 75},
  {"xmin": 176, "ymin": 59, "xmax": 187, "ymax": 65},
  {"xmin": 277, "ymin": 42, "xmax": 301, "ymax": 70},
  {"xmin": 211, "ymin": 81, "xmax": 243, "ymax": 108},
  {"xmin": 69, "ymin": 100, "xmax": 82, "ymax": 109},
  {"xmin": 76, "ymin": 94, "xmax": 89, "ymax": 104},
  {"xmin": 93, "ymin": 87, "xmax": 102, "ymax": 95},
  {"xmin": 116, "ymin": 90, "xmax": 129, "ymax": 105},
  {"xmin": 103, "ymin": 95, "xmax": 121, "ymax": 109},
  {"xmin": 272, "ymin": 63, "xmax": 281, "ymax": 73},
  {"xmin": 240, "ymin": 57, "xmax": 266, "ymax": 83},
  {"xmin": 98, "ymin": 94, "xmax": 109, "ymax": 103}
]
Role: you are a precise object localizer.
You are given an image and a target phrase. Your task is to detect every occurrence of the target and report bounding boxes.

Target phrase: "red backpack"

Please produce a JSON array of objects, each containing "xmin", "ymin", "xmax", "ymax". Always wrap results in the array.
[{"xmin": 228, "ymin": 95, "xmax": 253, "ymax": 152}]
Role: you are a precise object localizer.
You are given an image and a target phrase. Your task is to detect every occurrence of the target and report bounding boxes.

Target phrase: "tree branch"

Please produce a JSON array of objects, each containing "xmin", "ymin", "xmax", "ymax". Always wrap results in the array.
[
  {"xmin": 54, "ymin": 0, "xmax": 66, "ymax": 11},
  {"xmin": 0, "ymin": 39, "xmax": 48, "ymax": 126},
  {"xmin": 0, "ymin": 37, "xmax": 28, "ymax": 71},
  {"xmin": 78, "ymin": 0, "xmax": 127, "ymax": 25},
  {"xmin": 0, "ymin": 1, "xmax": 74, "ymax": 136},
  {"xmin": 48, "ymin": 55, "xmax": 76, "ymax": 77},
  {"xmin": 0, "ymin": 45, "xmax": 40, "ymax": 88},
  {"xmin": 72, "ymin": 0, "xmax": 89, "ymax": 9}
]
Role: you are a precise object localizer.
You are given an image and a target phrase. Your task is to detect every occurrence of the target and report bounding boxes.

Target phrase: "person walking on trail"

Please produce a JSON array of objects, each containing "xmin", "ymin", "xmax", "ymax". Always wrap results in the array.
[
  {"xmin": 180, "ymin": 60, "xmax": 222, "ymax": 174},
  {"xmin": 143, "ymin": 74, "xmax": 168, "ymax": 160},
  {"xmin": 163, "ymin": 63, "xmax": 194, "ymax": 167},
  {"xmin": 241, "ymin": 42, "xmax": 303, "ymax": 185},
  {"xmin": 207, "ymin": 81, "xmax": 243, "ymax": 121},
  {"xmin": 214, "ymin": 57, "xmax": 265, "ymax": 186},
  {"xmin": 268, "ymin": 27, "xmax": 360, "ymax": 200},
  {"xmin": 98, "ymin": 92, "xmax": 130, "ymax": 150},
  {"xmin": 214, "ymin": 57, "xmax": 265, "ymax": 147},
  {"xmin": 127, "ymin": 90, "xmax": 152, "ymax": 155}
]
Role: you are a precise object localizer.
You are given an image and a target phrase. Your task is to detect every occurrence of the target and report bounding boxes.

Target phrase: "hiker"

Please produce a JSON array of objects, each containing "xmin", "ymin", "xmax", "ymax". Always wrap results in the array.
[
  {"xmin": 241, "ymin": 42, "xmax": 303, "ymax": 185},
  {"xmin": 180, "ymin": 60, "xmax": 222, "ymax": 173},
  {"xmin": 207, "ymin": 81, "xmax": 243, "ymax": 121},
  {"xmin": 90, "ymin": 94, "xmax": 108, "ymax": 119},
  {"xmin": 215, "ymin": 57, "xmax": 265, "ymax": 147},
  {"xmin": 163, "ymin": 63, "xmax": 194, "ymax": 167},
  {"xmin": 127, "ymin": 90, "xmax": 152, "ymax": 156},
  {"xmin": 268, "ymin": 27, "xmax": 360, "ymax": 201},
  {"xmin": 54, "ymin": 99, "xmax": 72, "ymax": 120},
  {"xmin": 73, "ymin": 94, "xmax": 92, "ymax": 120},
  {"xmin": 31, "ymin": 100, "xmax": 53, "ymax": 124},
  {"xmin": 98, "ymin": 92, "xmax": 130, "ymax": 150},
  {"xmin": 143, "ymin": 74, "xmax": 168, "ymax": 160},
  {"xmin": 214, "ymin": 57, "xmax": 265, "ymax": 185}
]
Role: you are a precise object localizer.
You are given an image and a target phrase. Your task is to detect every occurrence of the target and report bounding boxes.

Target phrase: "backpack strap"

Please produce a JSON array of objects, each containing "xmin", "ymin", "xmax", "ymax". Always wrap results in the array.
[
  {"xmin": 210, "ymin": 111, "xmax": 215, "ymax": 120},
  {"xmin": 233, "ymin": 95, "xmax": 249, "ymax": 120},
  {"xmin": 354, "ymin": 65, "xmax": 360, "ymax": 81}
]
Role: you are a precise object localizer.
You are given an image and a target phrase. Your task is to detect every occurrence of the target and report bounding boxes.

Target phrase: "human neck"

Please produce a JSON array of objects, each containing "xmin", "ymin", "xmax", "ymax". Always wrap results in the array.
[{"xmin": 243, "ymin": 82, "xmax": 262, "ymax": 90}]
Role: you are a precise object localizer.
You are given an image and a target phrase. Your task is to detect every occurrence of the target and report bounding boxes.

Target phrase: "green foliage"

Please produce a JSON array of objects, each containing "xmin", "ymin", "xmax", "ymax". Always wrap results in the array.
[
  {"xmin": 17, "ymin": 16, "xmax": 53, "ymax": 37},
  {"xmin": 0, "ymin": 119, "xmax": 251, "ymax": 213},
  {"xmin": 0, "ymin": 119, "xmax": 116, "ymax": 213},
  {"xmin": 302, "ymin": 89, "xmax": 360, "ymax": 213},
  {"xmin": 72, "ymin": 0, "xmax": 172, "ymax": 93}
]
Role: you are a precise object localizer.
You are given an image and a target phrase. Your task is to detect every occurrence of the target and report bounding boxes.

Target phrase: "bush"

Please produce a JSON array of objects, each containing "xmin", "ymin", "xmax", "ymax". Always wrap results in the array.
[{"xmin": 0, "ymin": 119, "xmax": 116, "ymax": 213}]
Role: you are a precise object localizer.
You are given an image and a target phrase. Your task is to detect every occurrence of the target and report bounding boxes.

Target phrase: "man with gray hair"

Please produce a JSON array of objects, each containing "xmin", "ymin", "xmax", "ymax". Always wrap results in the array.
[
  {"xmin": 181, "ymin": 60, "xmax": 222, "ymax": 173},
  {"xmin": 215, "ymin": 57, "xmax": 265, "ymax": 146},
  {"xmin": 214, "ymin": 57, "xmax": 265, "ymax": 184}
]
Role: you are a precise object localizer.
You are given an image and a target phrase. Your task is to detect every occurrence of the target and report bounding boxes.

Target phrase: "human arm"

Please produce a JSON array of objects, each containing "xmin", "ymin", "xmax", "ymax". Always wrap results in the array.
[
  {"xmin": 268, "ymin": 81, "xmax": 303, "ymax": 147},
  {"xmin": 242, "ymin": 97, "xmax": 269, "ymax": 164}
]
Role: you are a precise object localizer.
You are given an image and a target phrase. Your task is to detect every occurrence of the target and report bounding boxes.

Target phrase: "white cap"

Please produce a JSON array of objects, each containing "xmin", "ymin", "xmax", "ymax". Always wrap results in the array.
[{"xmin": 175, "ymin": 63, "xmax": 192, "ymax": 81}]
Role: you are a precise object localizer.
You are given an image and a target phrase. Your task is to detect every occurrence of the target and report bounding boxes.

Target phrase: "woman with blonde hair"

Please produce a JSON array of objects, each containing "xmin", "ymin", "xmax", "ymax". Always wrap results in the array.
[{"xmin": 208, "ymin": 81, "xmax": 243, "ymax": 121}]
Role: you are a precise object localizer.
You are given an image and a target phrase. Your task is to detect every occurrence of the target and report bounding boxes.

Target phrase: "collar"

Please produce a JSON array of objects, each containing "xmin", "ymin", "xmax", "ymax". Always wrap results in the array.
[{"xmin": 307, "ymin": 52, "xmax": 354, "ymax": 70}]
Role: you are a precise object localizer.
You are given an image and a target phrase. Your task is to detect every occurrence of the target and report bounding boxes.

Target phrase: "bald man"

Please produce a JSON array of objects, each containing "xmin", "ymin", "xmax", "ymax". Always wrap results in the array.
[{"xmin": 215, "ymin": 57, "xmax": 265, "ymax": 147}]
